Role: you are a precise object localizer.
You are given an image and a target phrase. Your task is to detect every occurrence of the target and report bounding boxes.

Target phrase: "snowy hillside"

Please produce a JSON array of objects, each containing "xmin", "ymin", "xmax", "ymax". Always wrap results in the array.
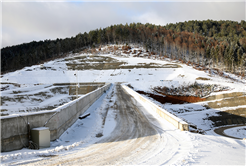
[{"xmin": 1, "ymin": 44, "xmax": 245, "ymax": 165}]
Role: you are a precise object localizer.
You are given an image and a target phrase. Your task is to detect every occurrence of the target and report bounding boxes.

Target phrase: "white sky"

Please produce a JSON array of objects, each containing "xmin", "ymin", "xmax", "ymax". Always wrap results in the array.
[{"xmin": 1, "ymin": 0, "xmax": 245, "ymax": 48}]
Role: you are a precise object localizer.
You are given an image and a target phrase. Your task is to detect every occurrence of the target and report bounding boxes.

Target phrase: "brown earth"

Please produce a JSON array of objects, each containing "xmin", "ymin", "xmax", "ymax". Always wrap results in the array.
[
  {"xmin": 136, "ymin": 91, "xmax": 206, "ymax": 104},
  {"xmin": 136, "ymin": 90, "xmax": 246, "ymax": 129}
]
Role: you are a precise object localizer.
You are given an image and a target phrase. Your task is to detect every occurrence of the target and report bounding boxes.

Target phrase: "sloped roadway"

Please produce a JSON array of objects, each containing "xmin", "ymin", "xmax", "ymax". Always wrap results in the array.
[{"xmin": 22, "ymin": 83, "xmax": 191, "ymax": 165}]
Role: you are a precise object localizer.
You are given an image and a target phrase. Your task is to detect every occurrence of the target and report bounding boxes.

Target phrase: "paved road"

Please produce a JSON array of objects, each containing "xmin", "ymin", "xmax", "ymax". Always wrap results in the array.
[
  {"xmin": 21, "ymin": 83, "xmax": 191, "ymax": 165},
  {"xmin": 214, "ymin": 124, "xmax": 246, "ymax": 140}
]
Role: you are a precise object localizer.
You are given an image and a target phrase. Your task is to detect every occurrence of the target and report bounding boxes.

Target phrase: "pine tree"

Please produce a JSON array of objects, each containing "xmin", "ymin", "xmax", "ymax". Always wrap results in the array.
[
  {"xmin": 241, "ymin": 53, "xmax": 246, "ymax": 76},
  {"xmin": 228, "ymin": 46, "xmax": 235, "ymax": 72},
  {"xmin": 237, "ymin": 47, "xmax": 244, "ymax": 74},
  {"xmin": 215, "ymin": 45, "xmax": 219, "ymax": 67},
  {"xmin": 205, "ymin": 45, "xmax": 211, "ymax": 67},
  {"xmin": 210, "ymin": 46, "xmax": 215, "ymax": 68}
]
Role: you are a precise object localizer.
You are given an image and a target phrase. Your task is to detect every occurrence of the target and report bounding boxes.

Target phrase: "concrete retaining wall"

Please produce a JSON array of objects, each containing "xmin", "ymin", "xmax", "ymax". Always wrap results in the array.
[
  {"xmin": 121, "ymin": 85, "xmax": 189, "ymax": 131},
  {"xmin": 1, "ymin": 83, "xmax": 111, "ymax": 152}
]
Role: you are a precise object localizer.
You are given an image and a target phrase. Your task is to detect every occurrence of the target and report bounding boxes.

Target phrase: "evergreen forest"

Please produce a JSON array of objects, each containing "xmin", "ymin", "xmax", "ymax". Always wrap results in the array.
[{"xmin": 1, "ymin": 19, "xmax": 246, "ymax": 76}]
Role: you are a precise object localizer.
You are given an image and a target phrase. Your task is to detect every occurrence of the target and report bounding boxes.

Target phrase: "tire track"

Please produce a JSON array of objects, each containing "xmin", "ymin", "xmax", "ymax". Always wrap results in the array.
[{"xmin": 22, "ymin": 83, "xmax": 191, "ymax": 165}]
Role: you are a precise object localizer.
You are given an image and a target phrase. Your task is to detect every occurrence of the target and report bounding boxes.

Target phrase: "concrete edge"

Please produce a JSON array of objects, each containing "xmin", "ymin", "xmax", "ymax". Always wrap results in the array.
[
  {"xmin": 121, "ymin": 84, "xmax": 189, "ymax": 131},
  {"xmin": 1, "ymin": 83, "xmax": 111, "ymax": 120},
  {"xmin": 1, "ymin": 82, "xmax": 111, "ymax": 152}
]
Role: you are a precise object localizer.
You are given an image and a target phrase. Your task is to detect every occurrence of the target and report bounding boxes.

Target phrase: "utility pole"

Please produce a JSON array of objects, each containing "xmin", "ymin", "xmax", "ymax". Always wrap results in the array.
[
  {"xmin": 74, "ymin": 70, "xmax": 78, "ymax": 99},
  {"xmin": 76, "ymin": 70, "xmax": 78, "ymax": 99}
]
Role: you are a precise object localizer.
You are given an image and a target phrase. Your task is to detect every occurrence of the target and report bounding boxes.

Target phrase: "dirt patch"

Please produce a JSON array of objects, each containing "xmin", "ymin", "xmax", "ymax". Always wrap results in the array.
[
  {"xmin": 207, "ymin": 96, "xmax": 246, "ymax": 108},
  {"xmin": 65, "ymin": 55, "xmax": 119, "ymax": 63},
  {"xmin": 1, "ymin": 113, "xmax": 9, "ymax": 116},
  {"xmin": 225, "ymin": 108, "xmax": 246, "ymax": 117},
  {"xmin": 66, "ymin": 62, "xmax": 125, "ymax": 70},
  {"xmin": 66, "ymin": 62, "xmax": 181, "ymax": 70},
  {"xmin": 206, "ymin": 92, "xmax": 245, "ymax": 101},
  {"xmin": 153, "ymin": 83, "xmax": 230, "ymax": 98},
  {"xmin": 178, "ymin": 74, "xmax": 185, "ymax": 78},
  {"xmin": 136, "ymin": 91, "xmax": 205, "ymax": 104},
  {"xmin": 38, "ymin": 154, "xmax": 58, "ymax": 158},
  {"xmin": 50, "ymin": 86, "xmax": 69, "ymax": 94},
  {"xmin": 1, "ymin": 85, "xmax": 10, "ymax": 91},
  {"xmin": 40, "ymin": 66, "xmax": 56, "ymax": 71},
  {"xmin": 33, "ymin": 91, "xmax": 52, "ymax": 98},
  {"xmin": 1, "ymin": 109, "xmax": 9, "ymax": 116},
  {"xmin": 1, "ymin": 97, "xmax": 8, "ymax": 105},
  {"xmin": 158, "ymin": 91, "xmax": 206, "ymax": 103},
  {"xmin": 69, "ymin": 86, "xmax": 98, "ymax": 95},
  {"xmin": 163, "ymin": 64, "xmax": 182, "ymax": 68},
  {"xmin": 65, "ymin": 55, "xmax": 182, "ymax": 70},
  {"xmin": 0, "ymin": 82, "xmax": 20, "ymax": 87},
  {"xmin": 1, "ymin": 109, "xmax": 8, "ymax": 112},
  {"xmin": 12, "ymin": 90, "xmax": 28, "ymax": 94},
  {"xmin": 196, "ymin": 77, "xmax": 211, "ymax": 81}
]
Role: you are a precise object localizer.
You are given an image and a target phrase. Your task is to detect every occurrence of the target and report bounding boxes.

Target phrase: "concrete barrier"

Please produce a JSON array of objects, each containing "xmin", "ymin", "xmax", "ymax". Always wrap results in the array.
[
  {"xmin": 1, "ymin": 83, "xmax": 111, "ymax": 152},
  {"xmin": 121, "ymin": 85, "xmax": 189, "ymax": 131}
]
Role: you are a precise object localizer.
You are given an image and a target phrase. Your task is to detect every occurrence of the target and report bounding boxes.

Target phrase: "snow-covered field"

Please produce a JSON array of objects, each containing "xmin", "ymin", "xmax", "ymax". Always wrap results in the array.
[
  {"xmin": 0, "ymin": 85, "xmax": 117, "ymax": 165},
  {"xmin": 0, "ymin": 84, "xmax": 74, "ymax": 116},
  {"xmin": 1, "ymin": 45, "xmax": 245, "ymax": 165},
  {"xmin": 224, "ymin": 126, "xmax": 246, "ymax": 139}
]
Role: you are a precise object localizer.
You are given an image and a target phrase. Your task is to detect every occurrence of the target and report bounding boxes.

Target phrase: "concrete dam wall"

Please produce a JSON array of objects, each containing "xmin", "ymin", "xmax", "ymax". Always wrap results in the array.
[
  {"xmin": 1, "ymin": 83, "xmax": 111, "ymax": 152},
  {"xmin": 121, "ymin": 84, "xmax": 189, "ymax": 131}
]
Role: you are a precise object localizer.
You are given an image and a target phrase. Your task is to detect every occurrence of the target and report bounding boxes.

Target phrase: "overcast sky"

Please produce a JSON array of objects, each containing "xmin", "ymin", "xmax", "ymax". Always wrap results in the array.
[{"xmin": 1, "ymin": 0, "xmax": 245, "ymax": 48}]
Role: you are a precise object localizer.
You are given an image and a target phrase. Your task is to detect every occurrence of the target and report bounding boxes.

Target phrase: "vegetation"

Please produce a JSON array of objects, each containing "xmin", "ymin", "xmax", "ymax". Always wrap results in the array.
[
  {"xmin": 153, "ymin": 82, "xmax": 230, "ymax": 98},
  {"xmin": 1, "ymin": 20, "xmax": 246, "ymax": 76}
]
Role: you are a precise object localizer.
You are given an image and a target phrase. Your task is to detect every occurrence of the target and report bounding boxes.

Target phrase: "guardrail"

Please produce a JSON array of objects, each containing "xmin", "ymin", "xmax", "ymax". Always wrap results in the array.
[
  {"xmin": 121, "ymin": 84, "xmax": 189, "ymax": 131},
  {"xmin": 1, "ymin": 83, "xmax": 111, "ymax": 152}
]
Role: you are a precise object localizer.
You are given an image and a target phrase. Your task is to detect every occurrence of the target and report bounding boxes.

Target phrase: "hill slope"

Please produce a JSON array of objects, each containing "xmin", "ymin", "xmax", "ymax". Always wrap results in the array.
[
  {"xmin": 0, "ymin": 44, "xmax": 245, "ymax": 165},
  {"xmin": 2, "ymin": 20, "xmax": 246, "ymax": 77}
]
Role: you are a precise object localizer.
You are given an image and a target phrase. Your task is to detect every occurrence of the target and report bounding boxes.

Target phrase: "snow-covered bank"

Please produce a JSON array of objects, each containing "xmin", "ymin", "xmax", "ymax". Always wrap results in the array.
[
  {"xmin": 1, "ymin": 85, "xmax": 117, "ymax": 165},
  {"xmin": 135, "ymin": 92, "xmax": 246, "ymax": 165},
  {"xmin": 224, "ymin": 126, "xmax": 246, "ymax": 139},
  {"xmin": 1, "ymin": 44, "xmax": 245, "ymax": 165}
]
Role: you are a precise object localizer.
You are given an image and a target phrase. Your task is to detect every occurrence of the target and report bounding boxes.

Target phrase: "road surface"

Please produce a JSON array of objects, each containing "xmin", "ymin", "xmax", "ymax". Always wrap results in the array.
[
  {"xmin": 214, "ymin": 124, "xmax": 246, "ymax": 140},
  {"xmin": 19, "ymin": 83, "xmax": 191, "ymax": 165}
]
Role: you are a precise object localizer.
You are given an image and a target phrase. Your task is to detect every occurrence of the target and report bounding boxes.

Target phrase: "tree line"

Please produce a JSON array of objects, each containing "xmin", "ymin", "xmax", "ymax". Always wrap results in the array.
[{"xmin": 1, "ymin": 19, "xmax": 246, "ymax": 76}]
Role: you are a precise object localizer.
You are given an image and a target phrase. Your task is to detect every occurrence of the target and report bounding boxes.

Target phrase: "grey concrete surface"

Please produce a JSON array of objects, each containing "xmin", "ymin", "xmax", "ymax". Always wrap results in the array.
[
  {"xmin": 1, "ymin": 83, "xmax": 111, "ymax": 152},
  {"xmin": 121, "ymin": 84, "xmax": 189, "ymax": 131},
  {"xmin": 19, "ymin": 83, "xmax": 191, "ymax": 165}
]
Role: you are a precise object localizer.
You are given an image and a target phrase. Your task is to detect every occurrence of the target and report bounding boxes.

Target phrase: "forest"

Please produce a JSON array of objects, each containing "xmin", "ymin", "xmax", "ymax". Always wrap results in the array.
[{"xmin": 1, "ymin": 19, "xmax": 246, "ymax": 76}]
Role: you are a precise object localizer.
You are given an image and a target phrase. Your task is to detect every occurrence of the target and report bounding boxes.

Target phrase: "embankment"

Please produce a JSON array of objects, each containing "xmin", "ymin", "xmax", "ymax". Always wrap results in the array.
[
  {"xmin": 1, "ymin": 83, "xmax": 111, "ymax": 152},
  {"xmin": 121, "ymin": 85, "xmax": 189, "ymax": 131}
]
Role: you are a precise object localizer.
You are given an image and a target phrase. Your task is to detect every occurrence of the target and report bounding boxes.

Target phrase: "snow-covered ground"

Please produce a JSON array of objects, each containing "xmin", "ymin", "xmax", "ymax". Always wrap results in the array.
[
  {"xmin": 1, "ymin": 45, "xmax": 245, "ymax": 92},
  {"xmin": 0, "ymin": 84, "xmax": 117, "ymax": 165},
  {"xmin": 1, "ymin": 44, "xmax": 245, "ymax": 165},
  {"xmin": 0, "ymin": 84, "xmax": 74, "ymax": 116},
  {"xmin": 224, "ymin": 126, "xmax": 246, "ymax": 139},
  {"xmin": 1, "ymin": 83, "xmax": 245, "ymax": 165}
]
